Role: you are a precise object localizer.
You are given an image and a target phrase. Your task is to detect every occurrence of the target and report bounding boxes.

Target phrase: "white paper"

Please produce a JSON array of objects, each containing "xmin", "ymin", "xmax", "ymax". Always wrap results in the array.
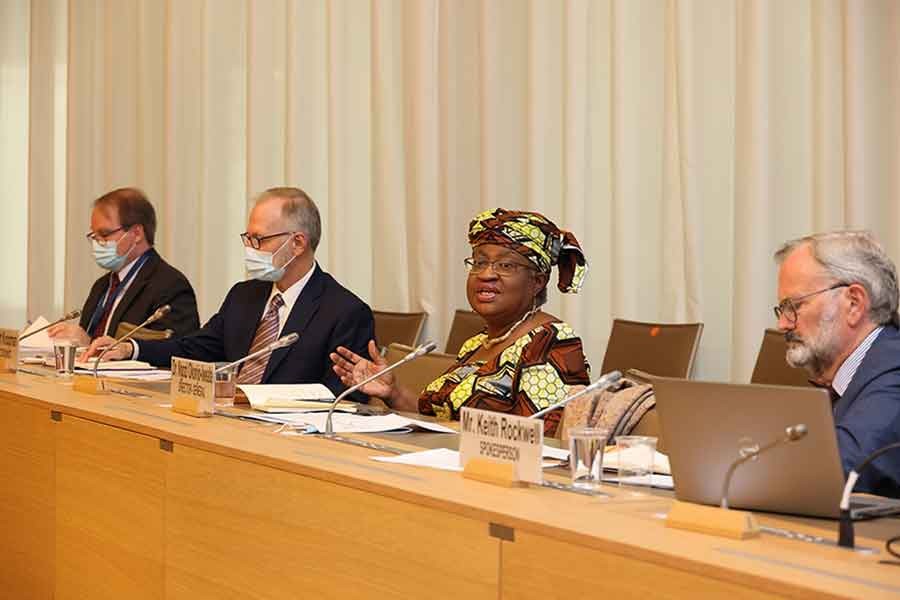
[
  {"xmin": 19, "ymin": 317, "xmax": 52, "ymax": 352},
  {"xmin": 236, "ymin": 383, "xmax": 336, "ymax": 411},
  {"xmin": 74, "ymin": 359, "xmax": 153, "ymax": 371},
  {"xmin": 603, "ymin": 474, "xmax": 674, "ymax": 489},
  {"xmin": 372, "ymin": 448, "xmax": 463, "ymax": 472},
  {"xmin": 603, "ymin": 447, "xmax": 671, "ymax": 475},
  {"xmin": 241, "ymin": 411, "xmax": 457, "ymax": 434}
]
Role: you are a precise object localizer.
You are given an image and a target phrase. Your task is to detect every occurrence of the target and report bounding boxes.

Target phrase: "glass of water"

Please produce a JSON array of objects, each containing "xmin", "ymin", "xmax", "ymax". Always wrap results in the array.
[
  {"xmin": 614, "ymin": 435, "xmax": 657, "ymax": 486},
  {"xmin": 53, "ymin": 340, "xmax": 77, "ymax": 376},
  {"xmin": 568, "ymin": 427, "xmax": 609, "ymax": 491}
]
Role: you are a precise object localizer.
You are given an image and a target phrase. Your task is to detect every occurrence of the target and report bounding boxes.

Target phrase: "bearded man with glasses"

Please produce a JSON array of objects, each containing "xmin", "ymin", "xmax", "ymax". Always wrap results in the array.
[{"xmin": 774, "ymin": 231, "xmax": 900, "ymax": 497}]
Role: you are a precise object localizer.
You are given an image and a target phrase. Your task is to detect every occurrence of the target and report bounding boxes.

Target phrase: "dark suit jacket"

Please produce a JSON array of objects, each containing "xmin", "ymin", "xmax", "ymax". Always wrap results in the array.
[
  {"xmin": 79, "ymin": 248, "xmax": 200, "ymax": 339},
  {"xmin": 136, "ymin": 265, "xmax": 375, "ymax": 397},
  {"xmin": 834, "ymin": 325, "xmax": 900, "ymax": 498}
]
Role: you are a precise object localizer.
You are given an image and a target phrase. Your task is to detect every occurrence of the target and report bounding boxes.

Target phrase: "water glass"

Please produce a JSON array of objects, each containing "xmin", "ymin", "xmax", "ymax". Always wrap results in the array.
[
  {"xmin": 214, "ymin": 365, "xmax": 235, "ymax": 407},
  {"xmin": 568, "ymin": 427, "xmax": 609, "ymax": 491},
  {"xmin": 53, "ymin": 340, "xmax": 77, "ymax": 376},
  {"xmin": 614, "ymin": 435, "xmax": 657, "ymax": 486}
]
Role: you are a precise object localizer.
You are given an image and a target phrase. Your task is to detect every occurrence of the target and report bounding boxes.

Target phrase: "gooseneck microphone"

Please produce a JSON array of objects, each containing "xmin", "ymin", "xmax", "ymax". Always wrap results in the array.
[
  {"xmin": 838, "ymin": 441, "xmax": 900, "ymax": 549},
  {"xmin": 18, "ymin": 309, "xmax": 82, "ymax": 342},
  {"xmin": 324, "ymin": 341, "xmax": 438, "ymax": 435},
  {"xmin": 214, "ymin": 332, "xmax": 300, "ymax": 375},
  {"xmin": 92, "ymin": 305, "xmax": 172, "ymax": 382},
  {"xmin": 720, "ymin": 424, "xmax": 808, "ymax": 509},
  {"xmin": 528, "ymin": 370, "xmax": 624, "ymax": 420}
]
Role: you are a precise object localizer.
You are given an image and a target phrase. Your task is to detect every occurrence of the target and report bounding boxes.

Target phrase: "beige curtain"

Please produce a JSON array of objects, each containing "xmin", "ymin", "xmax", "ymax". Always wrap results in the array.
[{"xmin": 1, "ymin": 0, "xmax": 898, "ymax": 382}]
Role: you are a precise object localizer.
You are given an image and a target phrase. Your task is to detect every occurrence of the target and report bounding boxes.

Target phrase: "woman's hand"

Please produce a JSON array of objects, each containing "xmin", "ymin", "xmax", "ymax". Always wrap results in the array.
[{"xmin": 330, "ymin": 340, "xmax": 396, "ymax": 400}]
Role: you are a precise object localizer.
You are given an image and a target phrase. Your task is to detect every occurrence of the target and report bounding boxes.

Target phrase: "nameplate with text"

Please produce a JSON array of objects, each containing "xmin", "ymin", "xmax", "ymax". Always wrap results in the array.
[
  {"xmin": 171, "ymin": 357, "xmax": 215, "ymax": 418},
  {"xmin": 459, "ymin": 407, "xmax": 543, "ymax": 484},
  {"xmin": 0, "ymin": 328, "xmax": 19, "ymax": 372}
]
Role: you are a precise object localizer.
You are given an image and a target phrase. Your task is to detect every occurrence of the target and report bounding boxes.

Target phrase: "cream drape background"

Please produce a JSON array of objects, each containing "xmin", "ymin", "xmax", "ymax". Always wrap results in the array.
[{"xmin": 1, "ymin": 0, "xmax": 898, "ymax": 382}]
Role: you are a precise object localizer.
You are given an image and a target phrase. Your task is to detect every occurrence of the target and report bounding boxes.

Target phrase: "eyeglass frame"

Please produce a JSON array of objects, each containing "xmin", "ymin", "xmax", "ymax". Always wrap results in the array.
[
  {"xmin": 240, "ymin": 231, "xmax": 295, "ymax": 250},
  {"xmin": 463, "ymin": 257, "xmax": 538, "ymax": 277},
  {"xmin": 85, "ymin": 226, "xmax": 130, "ymax": 246},
  {"xmin": 773, "ymin": 282, "xmax": 849, "ymax": 324}
]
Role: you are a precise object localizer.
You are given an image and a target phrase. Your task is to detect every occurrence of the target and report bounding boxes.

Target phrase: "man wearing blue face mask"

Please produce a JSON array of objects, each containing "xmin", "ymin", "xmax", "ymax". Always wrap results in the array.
[
  {"xmin": 84, "ymin": 187, "xmax": 375, "ymax": 395},
  {"xmin": 49, "ymin": 188, "xmax": 200, "ymax": 345}
]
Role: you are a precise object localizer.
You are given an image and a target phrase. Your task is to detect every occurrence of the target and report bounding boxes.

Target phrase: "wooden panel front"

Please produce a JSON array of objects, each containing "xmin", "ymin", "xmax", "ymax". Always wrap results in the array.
[
  {"xmin": 501, "ymin": 530, "xmax": 788, "ymax": 600},
  {"xmin": 0, "ymin": 395, "xmax": 55, "ymax": 600},
  {"xmin": 165, "ymin": 444, "xmax": 500, "ymax": 600},
  {"xmin": 55, "ymin": 414, "xmax": 166, "ymax": 600}
]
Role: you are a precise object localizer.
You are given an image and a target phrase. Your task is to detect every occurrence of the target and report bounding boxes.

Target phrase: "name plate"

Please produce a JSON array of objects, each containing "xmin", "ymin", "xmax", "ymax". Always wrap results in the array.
[
  {"xmin": 459, "ymin": 407, "xmax": 543, "ymax": 484},
  {"xmin": 0, "ymin": 328, "xmax": 19, "ymax": 372},
  {"xmin": 171, "ymin": 357, "xmax": 215, "ymax": 418}
]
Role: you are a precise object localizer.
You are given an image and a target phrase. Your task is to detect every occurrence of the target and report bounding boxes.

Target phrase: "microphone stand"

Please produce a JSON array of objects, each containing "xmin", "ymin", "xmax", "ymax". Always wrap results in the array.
[
  {"xmin": 92, "ymin": 305, "xmax": 171, "ymax": 389},
  {"xmin": 214, "ymin": 332, "xmax": 300, "ymax": 375},
  {"xmin": 838, "ymin": 441, "xmax": 900, "ymax": 549},
  {"xmin": 528, "ymin": 370, "xmax": 623, "ymax": 419},
  {"xmin": 18, "ymin": 309, "xmax": 81, "ymax": 343},
  {"xmin": 720, "ymin": 424, "xmax": 808, "ymax": 509},
  {"xmin": 324, "ymin": 341, "xmax": 437, "ymax": 436}
]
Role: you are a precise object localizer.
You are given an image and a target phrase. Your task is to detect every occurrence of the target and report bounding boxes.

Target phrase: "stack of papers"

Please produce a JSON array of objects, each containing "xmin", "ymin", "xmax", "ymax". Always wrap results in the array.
[
  {"xmin": 18, "ymin": 316, "xmax": 53, "ymax": 357},
  {"xmin": 74, "ymin": 359, "xmax": 171, "ymax": 381},
  {"xmin": 236, "ymin": 384, "xmax": 356, "ymax": 413}
]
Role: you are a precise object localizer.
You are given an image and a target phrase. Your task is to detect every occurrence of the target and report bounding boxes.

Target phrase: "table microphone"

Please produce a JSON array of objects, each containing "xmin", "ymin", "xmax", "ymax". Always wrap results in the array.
[
  {"xmin": 324, "ymin": 341, "xmax": 438, "ymax": 435},
  {"xmin": 837, "ymin": 441, "xmax": 900, "ymax": 549},
  {"xmin": 528, "ymin": 370, "xmax": 623, "ymax": 419},
  {"xmin": 18, "ymin": 309, "xmax": 82, "ymax": 342},
  {"xmin": 719, "ymin": 424, "xmax": 808, "ymax": 509},
  {"xmin": 92, "ymin": 304, "xmax": 172, "ymax": 381},
  {"xmin": 214, "ymin": 332, "xmax": 300, "ymax": 375}
]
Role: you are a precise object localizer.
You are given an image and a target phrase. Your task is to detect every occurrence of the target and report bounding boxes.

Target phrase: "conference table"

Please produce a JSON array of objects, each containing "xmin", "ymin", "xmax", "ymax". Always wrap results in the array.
[{"xmin": 1, "ymin": 368, "xmax": 899, "ymax": 599}]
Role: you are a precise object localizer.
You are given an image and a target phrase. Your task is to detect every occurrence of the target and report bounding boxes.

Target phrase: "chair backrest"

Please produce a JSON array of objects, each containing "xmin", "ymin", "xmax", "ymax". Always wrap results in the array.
[
  {"xmin": 114, "ymin": 321, "xmax": 173, "ymax": 341},
  {"xmin": 600, "ymin": 318, "xmax": 704, "ymax": 378},
  {"xmin": 444, "ymin": 309, "xmax": 485, "ymax": 354},
  {"xmin": 373, "ymin": 310, "xmax": 427, "ymax": 348},
  {"xmin": 750, "ymin": 328, "xmax": 812, "ymax": 387},
  {"xmin": 384, "ymin": 343, "xmax": 457, "ymax": 397}
]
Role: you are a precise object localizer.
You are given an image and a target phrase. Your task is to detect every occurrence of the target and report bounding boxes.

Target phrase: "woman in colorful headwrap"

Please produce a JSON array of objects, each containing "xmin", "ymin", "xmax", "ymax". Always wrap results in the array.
[{"xmin": 330, "ymin": 208, "xmax": 591, "ymax": 435}]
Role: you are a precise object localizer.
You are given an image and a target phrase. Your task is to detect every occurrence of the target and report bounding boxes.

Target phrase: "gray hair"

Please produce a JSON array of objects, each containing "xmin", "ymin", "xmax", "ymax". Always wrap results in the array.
[
  {"xmin": 256, "ymin": 187, "xmax": 322, "ymax": 251},
  {"xmin": 775, "ymin": 231, "xmax": 899, "ymax": 327}
]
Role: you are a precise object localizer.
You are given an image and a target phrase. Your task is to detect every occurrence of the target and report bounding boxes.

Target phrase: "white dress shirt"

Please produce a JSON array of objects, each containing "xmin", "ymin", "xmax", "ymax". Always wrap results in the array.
[{"xmin": 831, "ymin": 326, "xmax": 884, "ymax": 397}]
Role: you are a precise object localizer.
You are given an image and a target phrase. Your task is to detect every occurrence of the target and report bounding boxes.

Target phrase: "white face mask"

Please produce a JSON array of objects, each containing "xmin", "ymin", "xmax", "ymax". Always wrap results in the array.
[{"xmin": 244, "ymin": 236, "xmax": 296, "ymax": 282}]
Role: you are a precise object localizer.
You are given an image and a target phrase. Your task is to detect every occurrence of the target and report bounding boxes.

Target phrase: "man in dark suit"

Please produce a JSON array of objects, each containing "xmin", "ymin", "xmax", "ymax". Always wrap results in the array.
[
  {"xmin": 49, "ymin": 188, "xmax": 200, "ymax": 344},
  {"xmin": 85, "ymin": 187, "xmax": 374, "ymax": 396},
  {"xmin": 775, "ymin": 231, "xmax": 900, "ymax": 497}
]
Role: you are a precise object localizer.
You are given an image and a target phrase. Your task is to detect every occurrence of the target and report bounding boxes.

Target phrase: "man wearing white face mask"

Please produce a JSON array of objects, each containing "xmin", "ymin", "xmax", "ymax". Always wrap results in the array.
[
  {"xmin": 84, "ymin": 187, "xmax": 374, "ymax": 394},
  {"xmin": 49, "ymin": 188, "xmax": 200, "ymax": 345}
]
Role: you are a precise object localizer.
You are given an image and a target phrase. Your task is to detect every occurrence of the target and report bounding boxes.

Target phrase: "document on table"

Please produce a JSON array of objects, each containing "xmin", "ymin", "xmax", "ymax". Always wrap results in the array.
[
  {"xmin": 75, "ymin": 359, "xmax": 154, "ymax": 371},
  {"xmin": 236, "ymin": 383, "xmax": 356, "ymax": 413},
  {"xmin": 602, "ymin": 474, "xmax": 674, "ymax": 489},
  {"xmin": 240, "ymin": 411, "xmax": 457, "ymax": 434},
  {"xmin": 19, "ymin": 317, "xmax": 53, "ymax": 354}
]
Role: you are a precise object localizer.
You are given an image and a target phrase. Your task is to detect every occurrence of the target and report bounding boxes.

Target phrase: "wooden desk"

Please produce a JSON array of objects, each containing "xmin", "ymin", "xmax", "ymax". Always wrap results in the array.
[{"xmin": 1, "ymin": 370, "xmax": 898, "ymax": 599}]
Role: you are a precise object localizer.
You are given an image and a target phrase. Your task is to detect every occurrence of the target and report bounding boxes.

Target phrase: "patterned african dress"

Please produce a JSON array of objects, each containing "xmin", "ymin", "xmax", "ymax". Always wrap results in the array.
[{"xmin": 418, "ymin": 321, "xmax": 591, "ymax": 436}]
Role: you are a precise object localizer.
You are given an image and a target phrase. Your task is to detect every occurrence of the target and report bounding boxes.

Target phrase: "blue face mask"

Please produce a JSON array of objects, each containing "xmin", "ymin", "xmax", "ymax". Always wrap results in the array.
[
  {"xmin": 92, "ymin": 231, "xmax": 134, "ymax": 271},
  {"xmin": 244, "ymin": 236, "xmax": 296, "ymax": 282}
]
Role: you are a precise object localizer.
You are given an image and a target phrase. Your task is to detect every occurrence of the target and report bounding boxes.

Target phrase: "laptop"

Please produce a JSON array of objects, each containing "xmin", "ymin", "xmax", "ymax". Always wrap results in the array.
[{"xmin": 653, "ymin": 378, "xmax": 900, "ymax": 519}]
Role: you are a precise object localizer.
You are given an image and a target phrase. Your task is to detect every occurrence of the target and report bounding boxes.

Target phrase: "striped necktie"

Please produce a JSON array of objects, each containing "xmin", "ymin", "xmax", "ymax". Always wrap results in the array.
[{"xmin": 236, "ymin": 293, "xmax": 285, "ymax": 385}]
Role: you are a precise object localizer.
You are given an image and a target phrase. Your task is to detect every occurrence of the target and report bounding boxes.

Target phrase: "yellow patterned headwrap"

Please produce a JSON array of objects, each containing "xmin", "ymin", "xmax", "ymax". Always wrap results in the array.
[{"xmin": 468, "ymin": 208, "xmax": 588, "ymax": 294}]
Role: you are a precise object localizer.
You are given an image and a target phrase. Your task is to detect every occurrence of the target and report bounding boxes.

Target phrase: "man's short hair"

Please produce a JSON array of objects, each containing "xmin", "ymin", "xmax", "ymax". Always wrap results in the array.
[
  {"xmin": 94, "ymin": 188, "xmax": 157, "ymax": 245},
  {"xmin": 775, "ymin": 231, "xmax": 900, "ymax": 327},
  {"xmin": 256, "ymin": 187, "xmax": 322, "ymax": 251}
]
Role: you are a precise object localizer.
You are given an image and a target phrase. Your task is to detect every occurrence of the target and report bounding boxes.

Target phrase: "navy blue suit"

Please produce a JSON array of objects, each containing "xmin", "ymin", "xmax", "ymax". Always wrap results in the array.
[
  {"xmin": 137, "ymin": 265, "xmax": 374, "ymax": 396},
  {"xmin": 834, "ymin": 325, "xmax": 900, "ymax": 498}
]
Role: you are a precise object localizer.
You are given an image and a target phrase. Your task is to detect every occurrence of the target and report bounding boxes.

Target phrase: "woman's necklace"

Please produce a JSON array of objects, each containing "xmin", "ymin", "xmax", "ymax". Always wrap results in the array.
[{"xmin": 481, "ymin": 307, "xmax": 537, "ymax": 350}]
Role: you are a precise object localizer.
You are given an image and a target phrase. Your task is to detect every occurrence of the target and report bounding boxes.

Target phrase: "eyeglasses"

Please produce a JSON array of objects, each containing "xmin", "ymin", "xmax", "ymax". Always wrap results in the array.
[
  {"xmin": 464, "ymin": 257, "xmax": 536, "ymax": 277},
  {"xmin": 240, "ymin": 231, "xmax": 293, "ymax": 250},
  {"xmin": 773, "ymin": 283, "xmax": 849, "ymax": 324},
  {"xmin": 86, "ymin": 226, "xmax": 128, "ymax": 246}
]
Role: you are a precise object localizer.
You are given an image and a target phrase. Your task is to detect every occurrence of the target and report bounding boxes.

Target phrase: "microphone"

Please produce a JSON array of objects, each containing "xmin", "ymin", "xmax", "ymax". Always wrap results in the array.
[
  {"xmin": 324, "ymin": 341, "xmax": 438, "ymax": 435},
  {"xmin": 837, "ymin": 441, "xmax": 900, "ymax": 548},
  {"xmin": 720, "ymin": 424, "xmax": 808, "ymax": 509},
  {"xmin": 18, "ymin": 309, "xmax": 82, "ymax": 342},
  {"xmin": 214, "ymin": 332, "xmax": 300, "ymax": 375},
  {"xmin": 528, "ymin": 370, "xmax": 624, "ymax": 419},
  {"xmin": 91, "ymin": 304, "xmax": 172, "ymax": 382}
]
